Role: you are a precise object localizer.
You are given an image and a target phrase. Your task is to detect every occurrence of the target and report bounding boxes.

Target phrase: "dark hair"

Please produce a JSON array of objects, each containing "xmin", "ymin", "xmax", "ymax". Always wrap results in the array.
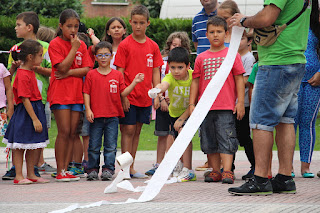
[
  {"xmin": 57, "ymin": 9, "xmax": 80, "ymax": 37},
  {"xmin": 37, "ymin": 26, "xmax": 56, "ymax": 43},
  {"xmin": 78, "ymin": 32, "xmax": 90, "ymax": 47},
  {"xmin": 78, "ymin": 22, "xmax": 87, "ymax": 34},
  {"xmin": 16, "ymin": 11, "xmax": 40, "ymax": 34},
  {"xmin": 207, "ymin": 16, "xmax": 228, "ymax": 31},
  {"xmin": 310, "ymin": 0, "xmax": 320, "ymax": 54},
  {"xmin": 168, "ymin": 47, "xmax": 189, "ymax": 65},
  {"xmin": 102, "ymin": 17, "xmax": 127, "ymax": 43},
  {"xmin": 131, "ymin": 5, "xmax": 150, "ymax": 21},
  {"xmin": 94, "ymin": 41, "xmax": 113, "ymax": 55},
  {"xmin": 11, "ymin": 39, "xmax": 42, "ymax": 62}
]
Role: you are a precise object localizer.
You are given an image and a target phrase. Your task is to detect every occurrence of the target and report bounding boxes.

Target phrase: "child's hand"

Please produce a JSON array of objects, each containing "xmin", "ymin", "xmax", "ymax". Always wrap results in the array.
[
  {"xmin": 174, "ymin": 118, "xmax": 184, "ymax": 132},
  {"xmin": 121, "ymin": 96, "xmax": 130, "ymax": 112},
  {"xmin": 55, "ymin": 71, "xmax": 70, "ymax": 79},
  {"xmin": 154, "ymin": 97, "xmax": 160, "ymax": 110},
  {"xmin": 71, "ymin": 34, "xmax": 81, "ymax": 50},
  {"xmin": 233, "ymin": 102, "xmax": 245, "ymax": 120},
  {"xmin": 160, "ymin": 98, "xmax": 169, "ymax": 112},
  {"xmin": 86, "ymin": 109, "xmax": 94, "ymax": 123},
  {"xmin": 6, "ymin": 108, "xmax": 13, "ymax": 120},
  {"xmin": 148, "ymin": 88, "xmax": 161, "ymax": 99},
  {"xmin": 33, "ymin": 119, "xmax": 43, "ymax": 133},
  {"xmin": 133, "ymin": 73, "xmax": 144, "ymax": 83},
  {"xmin": 11, "ymin": 60, "xmax": 21, "ymax": 70},
  {"xmin": 87, "ymin": 28, "xmax": 94, "ymax": 36}
]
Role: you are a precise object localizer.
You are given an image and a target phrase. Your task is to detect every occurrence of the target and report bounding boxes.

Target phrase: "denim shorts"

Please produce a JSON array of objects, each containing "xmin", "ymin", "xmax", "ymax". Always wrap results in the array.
[
  {"xmin": 119, "ymin": 105, "xmax": 151, "ymax": 125},
  {"xmin": 77, "ymin": 111, "xmax": 90, "ymax": 136},
  {"xmin": 200, "ymin": 110, "xmax": 239, "ymax": 155},
  {"xmin": 250, "ymin": 64, "xmax": 305, "ymax": 132},
  {"xmin": 169, "ymin": 116, "xmax": 187, "ymax": 139},
  {"xmin": 50, "ymin": 104, "xmax": 83, "ymax": 112},
  {"xmin": 154, "ymin": 108, "xmax": 171, "ymax": 136}
]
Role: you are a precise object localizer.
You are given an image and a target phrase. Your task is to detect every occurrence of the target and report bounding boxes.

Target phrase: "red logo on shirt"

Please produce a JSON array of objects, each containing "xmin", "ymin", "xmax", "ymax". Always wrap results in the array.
[
  {"xmin": 76, "ymin": 51, "xmax": 83, "ymax": 66},
  {"xmin": 146, "ymin": 54, "xmax": 153, "ymax": 68}
]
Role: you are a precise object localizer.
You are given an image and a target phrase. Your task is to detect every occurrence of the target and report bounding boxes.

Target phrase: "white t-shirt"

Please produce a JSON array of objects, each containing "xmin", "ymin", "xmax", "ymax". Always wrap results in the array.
[
  {"xmin": 241, "ymin": 52, "xmax": 255, "ymax": 107},
  {"xmin": 0, "ymin": 63, "xmax": 10, "ymax": 108}
]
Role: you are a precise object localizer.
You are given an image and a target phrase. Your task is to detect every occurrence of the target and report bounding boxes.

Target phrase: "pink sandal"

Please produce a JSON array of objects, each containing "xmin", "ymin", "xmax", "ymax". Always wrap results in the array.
[
  {"xmin": 28, "ymin": 177, "xmax": 50, "ymax": 183},
  {"xmin": 13, "ymin": 179, "xmax": 33, "ymax": 185}
]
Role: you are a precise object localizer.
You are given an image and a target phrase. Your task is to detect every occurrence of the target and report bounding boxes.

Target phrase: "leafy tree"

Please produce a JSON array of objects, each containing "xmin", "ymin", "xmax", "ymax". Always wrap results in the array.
[
  {"xmin": 0, "ymin": 0, "xmax": 83, "ymax": 17},
  {"xmin": 133, "ymin": 0, "xmax": 163, "ymax": 18}
]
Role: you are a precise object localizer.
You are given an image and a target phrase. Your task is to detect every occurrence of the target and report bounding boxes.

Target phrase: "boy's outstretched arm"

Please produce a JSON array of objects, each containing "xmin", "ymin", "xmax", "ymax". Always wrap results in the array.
[
  {"xmin": 121, "ymin": 73, "xmax": 144, "ymax": 97},
  {"xmin": 189, "ymin": 77, "xmax": 199, "ymax": 115},
  {"xmin": 234, "ymin": 74, "xmax": 245, "ymax": 120}
]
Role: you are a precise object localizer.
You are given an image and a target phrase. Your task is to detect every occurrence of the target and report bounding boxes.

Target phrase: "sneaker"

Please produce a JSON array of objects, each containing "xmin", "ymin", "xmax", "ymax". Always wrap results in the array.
[
  {"xmin": 68, "ymin": 166, "xmax": 85, "ymax": 178},
  {"xmin": 205, "ymin": 171, "xmax": 222, "ymax": 182},
  {"xmin": 177, "ymin": 167, "xmax": 196, "ymax": 182},
  {"xmin": 38, "ymin": 163, "xmax": 57, "ymax": 174},
  {"xmin": 34, "ymin": 166, "xmax": 41, "ymax": 177},
  {"xmin": 87, "ymin": 170, "xmax": 99, "ymax": 181},
  {"xmin": 271, "ymin": 174, "xmax": 296, "ymax": 194},
  {"xmin": 2, "ymin": 166, "xmax": 16, "ymax": 180},
  {"xmin": 203, "ymin": 168, "xmax": 213, "ymax": 177},
  {"xmin": 56, "ymin": 170, "xmax": 70, "ymax": 182},
  {"xmin": 65, "ymin": 171, "xmax": 81, "ymax": 181},
  {"xmin": 172, "ymin": 160, "xmax": 183, "ymax": 177},
  {"xmin": 145, "ymin": 163, "xmax": 159, "ymax": 176},
  {"xmin": 228, "ymin": 176, "xmax": 273, "ymax": 196},
  {"xmin": 51, "ymin": 172, "xmax": 57, "ymax": 178},
  {"xmin": 242, "ymin": 168, "xmax": 255, "ymax": 180},
  {"xmin": 222, "ymin": 171, "xmax": 234, "ymax": 184},
  {"xmin": 195, "ymin": 161, "xmax": 209, "ymax": 171},
  {"xmin": 317, "ymin": 171, "xmax": 320, "ymax": 178},
  {"xmin": 101, "ymin": 169, "xmax": 113, "ymax": 181}
]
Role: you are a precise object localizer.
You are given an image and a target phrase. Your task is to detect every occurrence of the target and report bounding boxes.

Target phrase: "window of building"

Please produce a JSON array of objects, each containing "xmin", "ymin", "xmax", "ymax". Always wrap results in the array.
[{"xmin": 92, "ymin": 0, "xmax": 129, "ymax": 5}]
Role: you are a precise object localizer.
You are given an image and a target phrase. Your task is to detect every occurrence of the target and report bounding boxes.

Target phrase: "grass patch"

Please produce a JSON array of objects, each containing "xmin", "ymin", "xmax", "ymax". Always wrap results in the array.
[{"xmin": 1, "ymin": 117, "xmax": 320, "ymax": 151}]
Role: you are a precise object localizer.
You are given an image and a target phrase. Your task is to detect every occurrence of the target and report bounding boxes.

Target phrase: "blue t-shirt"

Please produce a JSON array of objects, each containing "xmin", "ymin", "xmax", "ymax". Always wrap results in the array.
[{"xmin": 192, "ymin": 8, "xmax": 217, "ymax": 55}]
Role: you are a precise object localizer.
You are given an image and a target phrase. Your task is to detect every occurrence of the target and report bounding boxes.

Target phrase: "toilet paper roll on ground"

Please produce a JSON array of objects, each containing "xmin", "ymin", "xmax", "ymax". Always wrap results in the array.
[{"xmin": 117, "ymin": 151, "xmax": 133, "ymax": 169}]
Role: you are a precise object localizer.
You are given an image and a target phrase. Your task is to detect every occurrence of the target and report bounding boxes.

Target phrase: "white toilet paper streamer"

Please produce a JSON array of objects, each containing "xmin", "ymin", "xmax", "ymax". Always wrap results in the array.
[{"xmin": 49, "ymin": 26, "xmax": 244, "ymax": 213}]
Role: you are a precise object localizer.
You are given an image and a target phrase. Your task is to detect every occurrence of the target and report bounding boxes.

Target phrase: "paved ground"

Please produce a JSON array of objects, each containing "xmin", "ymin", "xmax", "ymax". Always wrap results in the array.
[{"xmin": 1, "ymin": 148, "xmax": 320, "ymax": 213}]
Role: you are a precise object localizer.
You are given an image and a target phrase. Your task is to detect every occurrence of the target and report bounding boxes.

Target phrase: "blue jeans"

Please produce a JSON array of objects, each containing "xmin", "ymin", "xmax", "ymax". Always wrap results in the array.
[
  {"xmin": 250, "ymin": 64, "xmax": 305, "ymax": 132},
  {"xmin": 88, "ymin": 117, "xmax": 119, "ymax": 172}
]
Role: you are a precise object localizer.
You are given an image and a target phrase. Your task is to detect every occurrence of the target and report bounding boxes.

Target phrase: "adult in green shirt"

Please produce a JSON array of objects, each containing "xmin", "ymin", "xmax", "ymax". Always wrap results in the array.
[{"xmin": 228, "ymin": 0, "xmax": 311, "ymax": 195}]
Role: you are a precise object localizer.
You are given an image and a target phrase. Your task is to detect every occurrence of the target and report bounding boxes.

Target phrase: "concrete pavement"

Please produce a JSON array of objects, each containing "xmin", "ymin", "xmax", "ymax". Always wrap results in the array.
[{"xmin": 1, "ymin": 148, "xmax": 320, "ymax": 213}]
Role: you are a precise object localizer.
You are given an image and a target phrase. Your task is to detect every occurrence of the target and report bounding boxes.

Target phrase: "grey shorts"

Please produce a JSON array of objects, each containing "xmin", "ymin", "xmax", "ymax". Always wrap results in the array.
[{"xmin": 200, "ymin": 110, "xmax": 239, "ymax": 155}]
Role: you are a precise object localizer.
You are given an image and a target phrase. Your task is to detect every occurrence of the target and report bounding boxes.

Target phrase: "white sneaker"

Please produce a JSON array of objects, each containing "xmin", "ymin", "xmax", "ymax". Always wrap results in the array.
[
  {"xmin": 172, "ymin": 160, "xmax": 183, "ymax": 177},
  {"xmin": 177, "ymin": 167, "xmax": 196, "ymax": 182}
]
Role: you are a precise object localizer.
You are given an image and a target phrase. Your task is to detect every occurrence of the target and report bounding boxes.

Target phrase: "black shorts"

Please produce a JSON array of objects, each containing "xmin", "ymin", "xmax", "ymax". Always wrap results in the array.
[{"xmin": 154, "ymin": 108, "xmax": 171, "ymax": 136}]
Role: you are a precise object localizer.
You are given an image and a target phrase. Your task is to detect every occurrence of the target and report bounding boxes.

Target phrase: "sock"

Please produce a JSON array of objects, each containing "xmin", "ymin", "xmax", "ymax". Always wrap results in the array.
[
  {"xmin": 276, "ymin": 173, "xmax": 292, "ymax": 181},
  {"xmin": 254, "ymin": 175, "xmax": 268, "ymax": 184}
]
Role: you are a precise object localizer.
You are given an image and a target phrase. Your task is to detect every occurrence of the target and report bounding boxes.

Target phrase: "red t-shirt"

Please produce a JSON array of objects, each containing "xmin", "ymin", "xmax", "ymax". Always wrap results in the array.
[
  {"xmin": 83, "ymin": 69, "xmax": 126, "ymax": 118},
  {"xmin": 13, "ymin": 69, "xmax": 42, "ymax": 105},
  {"xmin": 193, "ymin": 48, "xmax": 245, "ymax": 111},
  {"xmin": 114, "ymin": 35, "xmax": 163, "ymax": 107},
  {"xmin": 47, "ymin": 36, "xmax": 93, "ymax": 105}
]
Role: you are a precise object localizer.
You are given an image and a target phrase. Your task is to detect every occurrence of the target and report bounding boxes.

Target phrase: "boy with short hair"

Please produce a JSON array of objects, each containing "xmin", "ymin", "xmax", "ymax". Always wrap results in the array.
[
  {"xmin": 149, "ymin": 47, "xmax": 196, "ymax": 182},
  {"xmin": 2, "ymin": 11, "xmax": 54, "ymax": 180},
  {"xmin": 114, "ymin": 5, "xmax": 163, "ymax": 178},
  {"xmin": 189, "ymin": 16, "xmax": 245, "ymax": 184}
]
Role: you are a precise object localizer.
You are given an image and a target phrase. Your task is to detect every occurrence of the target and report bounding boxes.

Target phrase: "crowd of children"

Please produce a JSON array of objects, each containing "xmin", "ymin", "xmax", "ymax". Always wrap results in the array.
[{"xmin": 1, "ymin": 0, "xmax": 315, "ymax": 191}]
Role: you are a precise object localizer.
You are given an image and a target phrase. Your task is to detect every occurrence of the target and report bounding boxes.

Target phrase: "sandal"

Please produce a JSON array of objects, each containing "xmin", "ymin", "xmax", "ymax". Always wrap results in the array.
[{"xmin": 13, "ymin": 179, "xmax": 33, "ymax": 185}]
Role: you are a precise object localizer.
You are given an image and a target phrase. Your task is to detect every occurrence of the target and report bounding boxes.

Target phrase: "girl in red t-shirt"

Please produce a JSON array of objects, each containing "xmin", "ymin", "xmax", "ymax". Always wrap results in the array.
[
  {"xmin": 3, "ymin": 40, "xmax": 49, "ymax": 184},
  {"xmin": 47, "ymin": 9, "xmax": 91, "ymax": 182}
]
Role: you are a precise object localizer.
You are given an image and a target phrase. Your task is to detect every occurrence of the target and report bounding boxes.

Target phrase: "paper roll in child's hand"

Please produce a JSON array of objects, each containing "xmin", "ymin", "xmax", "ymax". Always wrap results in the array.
[{"xmin": 148, "ymin": 88, "xmax": 161, "ymax": 99}]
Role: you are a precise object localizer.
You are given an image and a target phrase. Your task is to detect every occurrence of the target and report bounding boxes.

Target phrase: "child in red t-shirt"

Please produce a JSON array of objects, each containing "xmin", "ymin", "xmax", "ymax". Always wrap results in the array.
[
  {"xmin": 3, "ymin": 40, "xmax": 49, "ymax": 184},
  {"xmin": 47, "ymin": 9, "xmax": 92, "ymax": 182},
  {"xmin": 114, "ymin": 5, "xmax": 163, "ymax": 178},
  {"xmin": 83, "ymin": 41, "xmax": 144, "ymax": 181}
]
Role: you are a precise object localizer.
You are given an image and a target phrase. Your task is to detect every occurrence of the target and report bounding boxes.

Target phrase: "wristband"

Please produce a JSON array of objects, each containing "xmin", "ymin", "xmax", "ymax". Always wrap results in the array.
[{"xmin": 159, "ymin": 97, "xmax": 165, "ymax": 102}]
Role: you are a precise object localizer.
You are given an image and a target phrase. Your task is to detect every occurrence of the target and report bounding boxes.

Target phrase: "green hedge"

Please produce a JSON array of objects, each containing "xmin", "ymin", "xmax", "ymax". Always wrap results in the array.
[{"xmin": 0, "ymin": 15, "xmax": 195, "ymax": 67}]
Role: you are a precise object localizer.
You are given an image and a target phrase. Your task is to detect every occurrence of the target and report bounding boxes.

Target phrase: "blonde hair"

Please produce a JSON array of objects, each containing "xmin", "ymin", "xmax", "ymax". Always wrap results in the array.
[
  {"xmin": 163, "ymin": 31, "xmax": 191, "ymax": 56},
  {"xmin": 219, "ymin": 0, "xmax": 240, "ymax": 15},
  {"xmin": 36, "ymin": 26, "xmax": 56, "ymax": 43}
]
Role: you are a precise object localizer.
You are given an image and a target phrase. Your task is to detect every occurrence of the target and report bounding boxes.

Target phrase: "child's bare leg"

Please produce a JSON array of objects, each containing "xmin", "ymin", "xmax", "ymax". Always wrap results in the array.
[
  {"xmin": 130, "ymin": 122, "xmax": 143, "ymax": 173},
  {"xmin": 220, "ymin": 153, "xmax": 233, "ymax": 172},
  {"xmin": 72, "ymin": 135, "xmax": 83, "ymax": 164},
  {"xmin": 156, "ymin": 135, "xmax": 168, "ymax": 163},
  {"xmin": 182, "ymin": 142, "xmax": 193, "ymax": 169},
  {"xmin": 36, "ymin": 148, "xmax": 45, "ymax": 167},
  {"xmin": 67, "ymin": 111, "xmax": 81, "ymax": 167},
  {"xmin": 82, "ymin": 136, "xmax": 89, "ymax": 161},
  {"xmin": 34, "ymin": 148, "xmax": 42, "ymax": 167},
  {"xmin": 120, "ymin": 124, "xmax": 136, "ymax": 173},
  {"xmin": 208, "ymin": 153, "xmax": 221, "ymax": 172},
  {"xmin": 165, "ymin": 135, "xmax": 174, "ymax": 152},
  {"xmin": 268, "ymin": 151, "xmax": 272, "ymax": 177},
  {"xmin": 53, "ymin": 109, "xmax": 71, "ymax": 174},
  {"xmin": 13, "ymin": 149, "xmax": 25, "ymax": 180},
  {"xmin": 26, "ymin": 149, "xmax": 39, "ymax": 179}
]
